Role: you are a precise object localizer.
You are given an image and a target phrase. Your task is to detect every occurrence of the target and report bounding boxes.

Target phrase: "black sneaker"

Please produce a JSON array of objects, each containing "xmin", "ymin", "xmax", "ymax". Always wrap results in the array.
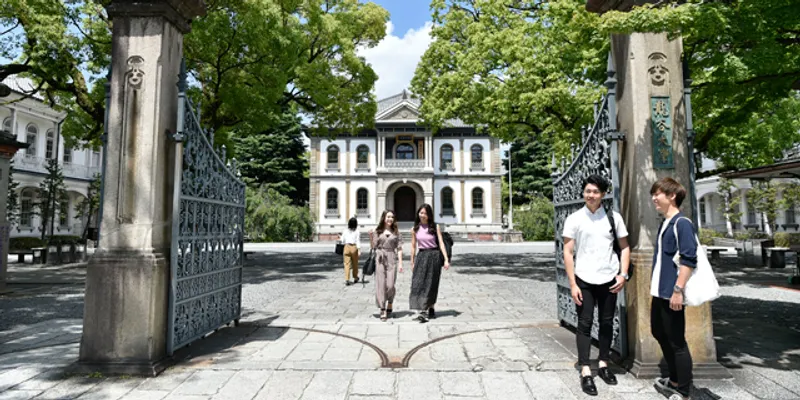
[
  {"xmin": 353, "ymin": 277, "xmax": 360, "ymax": 284},
  {"xmin": 416, "ymin": 312, "xmax": 429, "ymax": 323},
  {"xmin": 654, "ymin": 378, "xmax": 680, "ymax": 398},
  {"xmin": 428, "ymin": 308, "xmax": 436, "ymax": 319},
  {"xmin": 345, "ymin": 281, "xmax": 351, "ymax": 286}
]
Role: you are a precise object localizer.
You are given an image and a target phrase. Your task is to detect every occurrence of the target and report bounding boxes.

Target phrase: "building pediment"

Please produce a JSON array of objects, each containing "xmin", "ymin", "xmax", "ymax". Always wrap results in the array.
[{"xmin": 377, "ymin": 103, "xmax": 419, "ymax": 122}]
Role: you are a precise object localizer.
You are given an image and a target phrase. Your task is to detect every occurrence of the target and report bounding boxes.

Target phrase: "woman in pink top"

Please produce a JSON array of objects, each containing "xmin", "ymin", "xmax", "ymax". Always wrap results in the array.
[{"xmin": 409, "ymin": 203, "xmax": 451, "ymax": 322}]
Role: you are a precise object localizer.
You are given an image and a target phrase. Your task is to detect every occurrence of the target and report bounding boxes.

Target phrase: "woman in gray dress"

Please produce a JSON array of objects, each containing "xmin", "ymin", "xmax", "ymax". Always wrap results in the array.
[{"xmin": 370, "ymin": 210, "xmax": 404, "ymax": 321}]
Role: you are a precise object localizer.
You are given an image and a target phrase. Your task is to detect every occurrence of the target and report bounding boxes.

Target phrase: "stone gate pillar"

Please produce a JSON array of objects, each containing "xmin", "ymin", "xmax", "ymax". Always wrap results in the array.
[
  {"xmin": 602, "ymin": 29, "xmax": 728, "ymax": 379},
  {"xmin": 79, "ymin": 0, "xmax": 206, "ymax": 375}
]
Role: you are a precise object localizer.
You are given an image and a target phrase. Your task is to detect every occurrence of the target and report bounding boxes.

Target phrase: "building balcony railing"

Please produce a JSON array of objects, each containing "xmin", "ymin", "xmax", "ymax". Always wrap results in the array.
[
  {"xmin": 355, "ymin": 162, "xmax": 370, "ymax": 171},
  {"xmin": 440, "ymin": 161, "xmax": 454, "ymax": 171},
  {"xmin": 15, "ymin": 155, "xmax": 100, "ymax": 180},
  {"xmin": 470, "ymin": 161, "xmax": 484, "ymax": 171},
  {"xmin": 355, "ymin": 208, "xmax": 370, "ymax": 218},
  {"xmin": 385, "ymin": 159, "xmax": 425, "ymax": 169},
  {"xmin": 325, "ymin": 208, "xmax": 340, "ymax": 218}
]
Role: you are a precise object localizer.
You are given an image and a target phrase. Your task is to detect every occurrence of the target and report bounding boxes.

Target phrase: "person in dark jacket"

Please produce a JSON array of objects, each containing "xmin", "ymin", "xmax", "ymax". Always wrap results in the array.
[{"xmin": 650, "ymin": 177, "xmax": 697, "ymax": 400}]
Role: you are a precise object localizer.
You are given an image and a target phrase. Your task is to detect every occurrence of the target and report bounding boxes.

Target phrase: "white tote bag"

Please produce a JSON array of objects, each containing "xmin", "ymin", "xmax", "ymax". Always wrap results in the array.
[{"xmin": 672, "ymin": 217, "xmax": 721, "ymax": 306}]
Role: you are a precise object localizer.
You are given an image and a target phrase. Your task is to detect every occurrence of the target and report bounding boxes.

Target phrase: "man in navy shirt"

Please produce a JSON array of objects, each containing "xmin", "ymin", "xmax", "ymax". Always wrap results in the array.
[{"xmin": 650, "ymin": 177, "xmax": 697, "ymax": 400}]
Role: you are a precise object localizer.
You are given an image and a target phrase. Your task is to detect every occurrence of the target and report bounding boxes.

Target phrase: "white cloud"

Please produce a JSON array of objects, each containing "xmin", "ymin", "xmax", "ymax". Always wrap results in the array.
[{"xmin": 359, "ymin": 21, "xmax": 433, "ymax": 100}]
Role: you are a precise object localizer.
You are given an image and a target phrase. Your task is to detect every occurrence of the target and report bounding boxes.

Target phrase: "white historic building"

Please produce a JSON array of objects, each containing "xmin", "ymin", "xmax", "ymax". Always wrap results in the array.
[
  {"xmin": 695, "ymin": 156, "xmax": 800, "ymax": 235},
  {"xmin": 0, "ymin": 77, "xmax": 102, "ymax": 238},
  {"xmin": 309, "ymin": 91, "xmax": 506, "ymax": 241}
]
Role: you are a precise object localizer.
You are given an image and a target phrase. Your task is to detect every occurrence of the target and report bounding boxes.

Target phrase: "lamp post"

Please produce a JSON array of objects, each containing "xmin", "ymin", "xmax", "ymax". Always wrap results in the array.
[{"xmin": 508, "ymin": 147, "xmax": 513, "ymax": 230}]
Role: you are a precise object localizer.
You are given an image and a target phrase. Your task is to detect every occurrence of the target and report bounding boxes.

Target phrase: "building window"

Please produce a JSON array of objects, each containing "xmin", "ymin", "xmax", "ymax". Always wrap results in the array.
[
  {"xmin": 441, "ymin": 187, "xmax": 455, "ymax": 216},
  {"xmin": 63, "ymin": 146, "xmax": 72, "ymax": 163},
  {"xmin": 45, "ymin": 129, "xmax": 55, "ymax": 160},
  {"xmin": 440, "ymin": 145, "xmax": 454, "ymax": 170},
  {"xmin": 326, "ymin": 188, "xmax": 339, "ymax": 216},
  {"xmin": 25, "ymin": 124, "xmax": 38, "ymax": 158},
  {"xmin": 472, "ymin": 187, "xmax": 485, "ymax": 214},
  {"xmin": 396, "ymin": 144, "xmax": 414, "ymax": 160},
  {"xmin": 327, "ymin": 145, "xmax": 339, "ymax": 169},
  {"xmin": 356, "ymin": 145, "xmax": 369, "ymax": 169},
  {"xmin": 746, "ymin": 194, "xmax": 757, "ymax": 226},
  {"xmin": 470, "ymin": 144, "xmax": 483, "ymax": 170},
  {"xmin": 92, "ymin": 150, "xmax": 100, "ymax": 167},
  {"xmin": 59, "ymin": 195, "xmax": 69, "ymax": 227},
  {"xmin": 356, "ymin": 188, "xmax": 368, "ymax": 216},
  {"xmin": 787, "ymin": 203, "xmax": 796, "ymax": 225},
  {"xmin": 699, "ymin": 198, "xmax": 707, "ymax": 224},
  {"xmin": 20, "ymin": 188, "xmax": 35, "ymax": 227},
  {"xmin": 2, "ymin": 118, "xmax": 10, "ymax": 132}
]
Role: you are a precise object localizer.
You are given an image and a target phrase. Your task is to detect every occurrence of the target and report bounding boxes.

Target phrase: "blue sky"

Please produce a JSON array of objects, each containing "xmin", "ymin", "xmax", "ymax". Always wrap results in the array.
[
  {"xmin": 371, "ymin": 0, "xmax": 433, "ymax": 37},
  {"xmin": 358, "ymin": 1, "xmax": 435, "ymax": 100}
]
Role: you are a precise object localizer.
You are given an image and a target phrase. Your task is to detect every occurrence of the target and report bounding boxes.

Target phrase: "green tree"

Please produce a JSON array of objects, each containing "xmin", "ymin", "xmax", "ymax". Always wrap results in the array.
[
  {"xmin": 504, "ymin": 134, "xmax": 554, "ymax": 205},
  {"xmin": 1, "ymin": 0, "xmax": 389, "ymax": 149},
  {"xmin": 245, "ymin": 186, "xmax": 315, "ymax": 242},
  {"xmin": 412, "ymin": 0, "xmax": 800, "ymax": 168},
  {"xmin": 514, "ymin": 195, "xmax": 555, "ymax": 241},
  {"xmin": 717, "ymin": 178, "xmax": 742, "ymax": 238},
  {"xmin": 233, "ymin": 110, "xmax": 309, "ymax": 204},
  {"xmin": 747, "ymin": 180, "xmax": 779, "ymax": 236},
  {"xmin": 184, "ymin": 0, "xmax": 388, "ymax": 146},
  {"xmin": 75, "ymin": 173, "xmax": 101, "ymax": 241},
  {"xmin": 36, "ymin": 158, "xmax": 67, "ymax": 241},
  {"xmin": 6, "ymin": 160, "xmax": 19, "ymax": 224}
]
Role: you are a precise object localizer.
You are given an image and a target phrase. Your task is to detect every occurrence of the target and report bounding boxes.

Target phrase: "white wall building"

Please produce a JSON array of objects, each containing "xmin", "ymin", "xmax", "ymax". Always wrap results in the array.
[
  {"xmin": 309, "ymin": 91, "xmax": 506, "ymax": 241},
  {"xmin": 0, "ymin": 77, "xmax": 102, "ymax": 239},
  {"xmin": 695, "ymin": 157, "xmax": 800, "ymax": 234}
]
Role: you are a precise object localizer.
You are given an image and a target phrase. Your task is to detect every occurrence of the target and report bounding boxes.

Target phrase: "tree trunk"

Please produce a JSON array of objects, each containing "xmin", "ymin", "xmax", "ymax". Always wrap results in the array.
[{"xmin": 763, "ymin": 212, "xmax": 773, "ymax": 236}]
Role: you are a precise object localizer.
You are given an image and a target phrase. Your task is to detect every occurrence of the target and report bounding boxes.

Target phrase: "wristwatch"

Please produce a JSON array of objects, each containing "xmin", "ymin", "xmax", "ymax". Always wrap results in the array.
[
  {"xmin": 673, "ymin": 284, "xmax": 684, "ymax": 294},
  {"xmin": 620, "ymin": 273, "xmax": 630, "ymax": 281}
]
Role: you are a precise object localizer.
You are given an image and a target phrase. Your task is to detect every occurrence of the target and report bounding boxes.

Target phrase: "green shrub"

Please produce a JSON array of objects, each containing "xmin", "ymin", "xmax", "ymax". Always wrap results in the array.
[
  {"xmin": 774, "ymin": 232, "xmax": 790, "ymax": 247},
  {"xmin": 699, "ymin": 228, "xmax": 723, "ymax": 245},
  {"xmin": 773, "ymin": 232, "xmax": 800, "ymax": 247},
  {"xmin": 514, "ymin": 196, "xmax": 555, "ymax": 241},
  {"xmin": 47, "ymin": 235, "xmax": 83, "ymax": 244},
  {"xmin": 245, "ymin": 186, "xmax": 315, "ymax": 242},
  {"xmin": 9, "ymin": 237, "xmax": 46, "ymax": 250},
  {"xmin": 733, "ymin": 231, "xmax": 770, "ymax": 240}
]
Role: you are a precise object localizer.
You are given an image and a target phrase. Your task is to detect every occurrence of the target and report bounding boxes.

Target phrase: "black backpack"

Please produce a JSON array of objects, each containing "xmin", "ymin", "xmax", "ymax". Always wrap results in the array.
[{"xmin": 440, "ymin": 229, "xmax": 454, "ymax": 261}]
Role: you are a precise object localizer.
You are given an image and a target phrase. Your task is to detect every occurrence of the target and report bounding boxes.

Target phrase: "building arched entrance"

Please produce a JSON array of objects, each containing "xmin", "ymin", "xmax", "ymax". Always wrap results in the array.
[{"xmin": 394, "ymin": 186, "xmax": 417, "ymax": 222}]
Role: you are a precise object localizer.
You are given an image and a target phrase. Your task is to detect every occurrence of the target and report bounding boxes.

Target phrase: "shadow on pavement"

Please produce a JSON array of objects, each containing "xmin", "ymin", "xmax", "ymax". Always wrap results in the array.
[
  {"xmin": 243, "ymin": 252, "xmax": 341, "ymax": 283},
  {"xmin": 712, "ymin": 296, "xmax": 800, "ymax": 371},
  {"xmin": 450, "ymin": 253, "xmax": 555, "ymax": 281}
]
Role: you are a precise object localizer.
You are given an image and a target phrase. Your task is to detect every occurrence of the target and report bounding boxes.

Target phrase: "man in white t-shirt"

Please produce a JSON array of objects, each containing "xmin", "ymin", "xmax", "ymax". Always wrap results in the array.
[{"xmin": 562, "ymin": 174, "xmax": 631, "ymax": 396}]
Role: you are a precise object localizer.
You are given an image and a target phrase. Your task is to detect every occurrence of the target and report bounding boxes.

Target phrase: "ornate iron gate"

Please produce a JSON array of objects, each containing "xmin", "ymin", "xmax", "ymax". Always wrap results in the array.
[
  {"xmin": 167, "ymin": 61, "xmax": 246, "ymax": 355},
  {"xmin": 552, "ymin": 55, "xmax": 628, "ymax": 357}
]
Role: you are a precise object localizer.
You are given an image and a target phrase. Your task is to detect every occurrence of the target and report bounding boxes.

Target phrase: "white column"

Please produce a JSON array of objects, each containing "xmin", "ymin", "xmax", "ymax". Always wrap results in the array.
[
  {"xmin": 426, "ymin": 136, "xmax": 432, "ymax": 168},
  {"xmin": 10, "ymin": 109, "xmax": 18, "ymax": 140}
]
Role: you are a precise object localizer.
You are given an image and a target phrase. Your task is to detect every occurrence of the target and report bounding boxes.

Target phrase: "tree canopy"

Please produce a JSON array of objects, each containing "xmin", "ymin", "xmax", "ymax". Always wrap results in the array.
[
  {"xmin": 412, "ymin": 0, "xmax": 800, "ymax": 169},
  {"xmin": 0, "ymin": 0, "xmax": 389, "ymax": 151},
  {"xmin": 233, "ymin": 109, "xmax": 309, "ymax": 204}
]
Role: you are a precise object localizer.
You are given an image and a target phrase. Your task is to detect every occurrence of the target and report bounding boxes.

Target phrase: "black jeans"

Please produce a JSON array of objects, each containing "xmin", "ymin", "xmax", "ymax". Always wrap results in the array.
[
  {"xmin": 575, "ymin": 276, "xmax": 617, "ymax": 367},
  {"xmin": 651, "ymin": 297, "xmax": 693, "ymax": 397}
]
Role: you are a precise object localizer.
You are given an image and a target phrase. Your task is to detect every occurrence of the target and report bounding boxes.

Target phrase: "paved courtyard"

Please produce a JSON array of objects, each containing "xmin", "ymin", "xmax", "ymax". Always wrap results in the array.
[{"xmin": 1, "ymin": 243, "xmax": 799, "ymax": 399}]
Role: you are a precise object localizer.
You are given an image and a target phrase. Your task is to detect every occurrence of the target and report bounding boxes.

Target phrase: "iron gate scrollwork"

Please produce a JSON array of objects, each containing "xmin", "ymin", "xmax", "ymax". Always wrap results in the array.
[
  {"xmin": 167, "ymin": 61, "xmax": 246, "ymax": 355},
  {"xmin": 552, "ymin": 54, "xmax": 627, "ymax": 358}
]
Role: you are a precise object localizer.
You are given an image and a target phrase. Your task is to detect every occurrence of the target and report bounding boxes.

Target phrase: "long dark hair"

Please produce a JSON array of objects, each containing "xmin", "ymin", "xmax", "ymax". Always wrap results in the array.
[
  {"xmin": 413, "ymin": 203, "xmax": 436, "ymax": 234},
  {"xmin": 376, "ymin": 209, "xmax": 398, "ymax": 235},
  {"xmin": 348, "ymin": 217, "xmax": 358, "ymax": 231}
]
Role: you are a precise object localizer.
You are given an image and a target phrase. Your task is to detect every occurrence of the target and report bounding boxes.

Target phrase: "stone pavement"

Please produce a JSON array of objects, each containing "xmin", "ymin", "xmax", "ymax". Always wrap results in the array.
[{"xmin": 1, "ymin": 244, "xmax": 799, "ymax": 399}]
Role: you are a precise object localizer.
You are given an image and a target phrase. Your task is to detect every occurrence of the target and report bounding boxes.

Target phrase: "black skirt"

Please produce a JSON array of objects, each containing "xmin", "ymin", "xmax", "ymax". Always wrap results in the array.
[{"xmin": 409, "ymin": 248, "xmax": 443, "ymax": 310}]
